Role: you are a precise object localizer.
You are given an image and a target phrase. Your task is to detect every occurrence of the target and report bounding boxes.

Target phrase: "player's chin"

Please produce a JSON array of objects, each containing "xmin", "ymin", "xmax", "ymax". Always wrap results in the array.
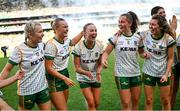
[{"xmin": 38, "ymin": 40, "xmax": 42, "ymax": 43}]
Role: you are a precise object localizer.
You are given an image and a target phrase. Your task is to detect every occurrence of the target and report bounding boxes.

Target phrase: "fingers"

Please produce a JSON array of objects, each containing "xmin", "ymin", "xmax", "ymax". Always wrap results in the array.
[
  {"xmin": 160, "ymin": 76, "xmax": 167, "ymax": 83},
  {"xmin": 16, "ymin": 70, "xmax": 25, "ymax": 80},
  {"xmin": 65, "ymin": 79, "xmax": 75, "ymax": 87},
  {"xmin": 102, "ymin": 60, "xmax": 108, "ymax": 68},
  {"xmin": 172, "ymin": 15, "xmax": 177, "ymax": 22},
  {"xmin": 170, "ymin": 15, "xmax": 177, "ymax": 31},
  {"xmin": 68, "ymin": 81, "xmax": 75, "ymax": 87},
  {"xmin": 142, "ymin": 52, "xmax": 151, "ymax": 59},
  {"xmin": 160, "ymin": 78, "xmax": 165, "ymax": 83},
  {"xmin": 88, "ymin": 73, "xmax": 94, "ymax": 79},
  {"xmin": 97, "ymin": 75, "xmax": 101, "ymax": 82},
  {"xmin": 114, "ymin": 30, "xmax": 122, "ymax": 37}
]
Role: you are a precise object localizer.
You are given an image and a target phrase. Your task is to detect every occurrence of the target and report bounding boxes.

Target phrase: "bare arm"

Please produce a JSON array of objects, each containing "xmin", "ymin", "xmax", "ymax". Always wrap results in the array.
[
  {"xmin": 96, "ymin": 54, "xmax": 103, "ymax": 81},
  {"xmin": 0, "ymin": 63, "xmax": 14, "ymax": 80},
  {"xmin": 73, "ymin": 56, "xmax": 93, "ymax": 79},
  {"xmin": 0, "ymin": 70, "xmax": 24, "ymax": 88},
  {"xmin": 160, "ymin": 46, "xmax": 174, "ymax": 82},
  {"xmin": 101, "ymin": 44, "xmax": 114, "ymax": 68},
  {"xmin": 97, "ymin": 55, "xmax": 103, "ymax": 74},
  {"xmin": 71, "ymin": 31, "xmax": 83, "ymax": 46},
  {"xmin": 177, "ymin": 47, "xmax": 180, "ymax": 63},
  {"xmin": 45, "ymin": 59, "xmax": 75, "ymax": 86},
  {"xmin": 166, "ymin": 46, "xmax": 174, "ymax": 76},
  {"xmin": 169, "ymin": 15, "xmax": 177, "ymax": 39}
]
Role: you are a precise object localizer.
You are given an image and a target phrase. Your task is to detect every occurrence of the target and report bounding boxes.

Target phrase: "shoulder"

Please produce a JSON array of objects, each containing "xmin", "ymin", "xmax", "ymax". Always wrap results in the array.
[
  {"xmin": 133, "ymin": 33, "xmax": 141, "ymax": 39},
  {"xmin": 74, "ymin": 40, "xmax": 83, "ymax": 47},
  {"xmin": 64, "ymin": 37, "xmax": 71, "ymax": 43},
  {"xmin": 46, "ymin": 38, "xmax": 55, "ymax": 44},
  {"xmin": 96, "ymin": 40, "xmax": 104, "ymax": 47}
]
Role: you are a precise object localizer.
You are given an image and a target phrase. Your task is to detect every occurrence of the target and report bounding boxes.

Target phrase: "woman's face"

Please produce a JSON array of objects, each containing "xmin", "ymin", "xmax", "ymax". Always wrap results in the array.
[
  {"xmin": 118, "ymin": 16, "xmax": 131, "ymax": 32},
  {"xmin": 157, "ymin": 8, "xmax": 166, "ymax": 17},
  {"xmin": 149, "ymin": 19, "xmax": 161, "ymax": 36},
  {"xmin": 84, "ymin": 24, "xmax": 97, "ymax": 42},
  {"xmin": 29, "ymin": 25, "xmax": 44, "ymax": 44},
  {"xmin": 55, "ymin": 20, "xmax": 69, "ymax": 39}
]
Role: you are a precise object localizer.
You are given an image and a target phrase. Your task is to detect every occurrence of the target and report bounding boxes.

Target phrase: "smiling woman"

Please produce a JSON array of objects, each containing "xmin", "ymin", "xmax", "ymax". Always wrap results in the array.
[
  {"xmin": 0, "ymin": 21, "xmax": 51, "ymax": 110},
  {"xmin": 44, "ymin": 18, "xmax": 83, "ymax": 110},
  {"xmin": 140, "ymin": 15, "xmax": 176, "ymax": 110},
  {"xmin": 72, "ymin": 23, "xmax": 104, "ymax": 110}
]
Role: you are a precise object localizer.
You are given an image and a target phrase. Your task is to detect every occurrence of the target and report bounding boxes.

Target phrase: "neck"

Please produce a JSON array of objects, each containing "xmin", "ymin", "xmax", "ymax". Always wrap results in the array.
[
  {"xmin": 152, "ymin": 33, "xmax": 163, "ymax": 39},
  {"xmin": 56, "ymin": 36, "xmax": 64, "ymax": 43},
  {"xmin": 123, "ymin": 30, "xmax": 132, "ymax": 36},
  {"xmin": 85, "ymin": 39, "xmax": 94, "ymax": 48},
  {"xmin": 26, "ymin": 40, "xmax": 37, "ymax": 48}
]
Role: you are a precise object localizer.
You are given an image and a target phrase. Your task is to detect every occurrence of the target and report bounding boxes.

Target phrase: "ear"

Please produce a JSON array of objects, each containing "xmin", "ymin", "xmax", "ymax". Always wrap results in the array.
[
  {"xmin": 28, "ymin": 32, "xmax": 33, "ymax": 39},
  {"xmin": 83, "ymin": 31, "xmax": 87, "ymax": 38}
]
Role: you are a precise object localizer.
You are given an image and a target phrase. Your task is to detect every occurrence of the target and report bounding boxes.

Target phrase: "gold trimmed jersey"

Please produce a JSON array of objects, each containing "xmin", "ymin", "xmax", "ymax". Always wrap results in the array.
[
  {"xmin": 45, "ymin": 37, "xmax": 71, "ymax": 71},
  {"xmin": 140, "ymin": 31, "xmax": 176, "ymax": 77},
  {"xmin": 9, "ymin": 43, "xmax": 48, "ymax": 95},
  {"xmin": 72, "ymin": 40, "xmax": 104, "ymax": 83},
  {"xmin": 109, "ymin": 33, "xmax": 143, "ymax": 77}
]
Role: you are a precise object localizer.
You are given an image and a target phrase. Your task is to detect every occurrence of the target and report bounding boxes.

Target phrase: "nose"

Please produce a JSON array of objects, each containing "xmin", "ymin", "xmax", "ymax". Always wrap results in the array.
[
  {"xmin": 149, "ymin": 25, "xmax": 152, "ymax": 29},
  {"xmin": 42, "ymin": 33, "xmax": 44, "ymax": 37}
]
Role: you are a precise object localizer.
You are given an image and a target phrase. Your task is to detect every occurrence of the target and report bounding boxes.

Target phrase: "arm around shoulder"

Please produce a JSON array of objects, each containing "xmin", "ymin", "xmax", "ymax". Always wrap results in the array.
[{"xmin": 71, "ymin": 31, "xmax": 83, "ymax": 46}]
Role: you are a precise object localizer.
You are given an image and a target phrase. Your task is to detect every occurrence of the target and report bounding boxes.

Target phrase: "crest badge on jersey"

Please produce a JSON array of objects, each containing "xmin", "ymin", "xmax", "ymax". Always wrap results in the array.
[
  {"xmin": 127, "ymin": 40, "xmax": 130, "ymax": 45},
  {"xmin": 82, "ymin": 54, "xmax": 86, "ymax": 58},
  {"xmin": 134, "ymin": 41, "xmax": 138, "ymax": 46},
  {"xmin": 95, "ymin": 52, "xmax": 98, "ymax": 57}
]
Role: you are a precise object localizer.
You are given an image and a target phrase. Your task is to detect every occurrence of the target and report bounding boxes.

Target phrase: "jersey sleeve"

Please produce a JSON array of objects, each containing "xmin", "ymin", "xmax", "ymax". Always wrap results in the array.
[
  {"xmin": 167, "ymin": 36, "xmax": 176, "ymax": 48},
  {"xmin": 177, "ymin": 35, "xmax": 180, "ymax": 48},
  {"xmin": 72, "ymin": 44, "xmax": 81, "ymax": 57},
  {"xmin": 44, "ymin": 42, "xmax": 57, "ymax": 60},
  {"xmin": 108, "ymin": 35, "xmax": 118, "ymax": 46},
  {"xmin": 135, "ymin": 33, "xmax": 144, "ymax": 48},
  {"xmin": 8, "ymin": 46, "xmax": 21, "ymax": 66},
  {"xmin": 139, "ymin": 31, "xmax": 147, "ymax": 40}
]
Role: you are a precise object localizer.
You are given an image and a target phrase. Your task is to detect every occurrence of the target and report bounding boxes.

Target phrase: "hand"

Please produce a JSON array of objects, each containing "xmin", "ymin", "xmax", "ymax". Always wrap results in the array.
[
  {"xmin": 160, "ymin": 75, "xmax": 168, "ymax": 83},
  {"xmin": 169, "ymin": 15, "xmax": 177, "ymax": 31},
  {"xmin": 96, "ymin": 73, "xmax": 101, "ymax": 82},
  {"xmin": 140, "ymin": 52, "xmax": 151, "ymax": 59},
  {"xmin": 15, "ymin": 70, "xmax": 24, "ymax": 80},
  {"xmin": 102, "ymin": 59, "xmax": 108, "ymax": 68},
  {"xmin": 85, "ymin": 71, "xmax": 93, "ymax": 80},
  {"xmin": 64, "ymin": 77, "xmax": 75, "ymax": 87},
  {"xmin": 114, "ymin": 30, "xmax": 122, "ymax": 37}
]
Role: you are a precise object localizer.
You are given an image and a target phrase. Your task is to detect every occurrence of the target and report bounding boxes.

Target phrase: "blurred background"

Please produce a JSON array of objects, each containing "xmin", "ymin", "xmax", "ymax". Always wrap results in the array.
[{"xmin": 0, "ymin": 0, "xmax": 180, "ymax": 56}]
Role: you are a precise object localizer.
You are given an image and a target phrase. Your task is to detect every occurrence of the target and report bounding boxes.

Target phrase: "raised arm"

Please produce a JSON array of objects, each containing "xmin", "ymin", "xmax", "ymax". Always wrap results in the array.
[
  {"xmin": 169, "ymin": 15, "xmax": 177, "ymax": 38},
  {"xmin": 71, "ymin": 31, "xmax": 83, "ymax": 46},
  {"xmin": 177, "ymin": 46, "xmax": 180, "ymax": 64}
]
